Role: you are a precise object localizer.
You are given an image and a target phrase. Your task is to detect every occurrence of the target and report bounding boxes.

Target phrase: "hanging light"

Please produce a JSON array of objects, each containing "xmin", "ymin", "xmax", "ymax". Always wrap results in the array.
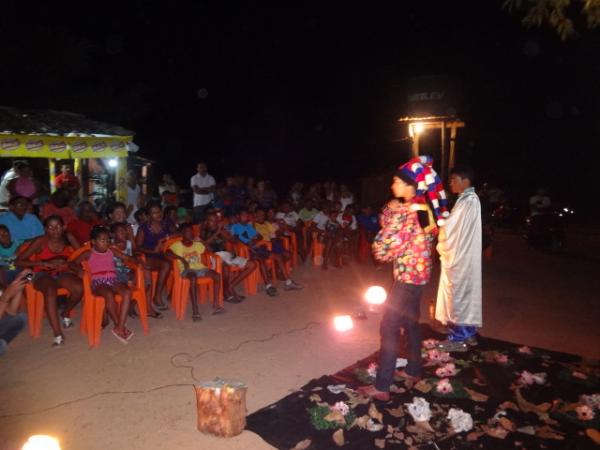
[{"xmin": 22, "ymin": 435, "xmax": 61, "ymax": 450}]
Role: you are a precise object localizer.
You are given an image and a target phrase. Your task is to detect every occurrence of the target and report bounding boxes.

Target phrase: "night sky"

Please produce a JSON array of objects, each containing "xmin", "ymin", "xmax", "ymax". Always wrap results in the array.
[{"xmin": 1, "ymin": 1, "xmax": 599, "ymax": 217}]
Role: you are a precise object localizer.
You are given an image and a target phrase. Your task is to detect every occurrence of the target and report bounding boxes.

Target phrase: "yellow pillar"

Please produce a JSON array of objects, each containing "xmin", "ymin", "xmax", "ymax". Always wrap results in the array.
[
  {"xmin": 449, "ymin": 124, "xmax": 457, "ymax": 170},
  {"xmin": 116, "ymin": 158, "xmax": 128, "ymax": 202},
  {"xmin": 74, "ymin": 158, "xmax": 83, "ymax": 199},
  {"xmin": 48, "ymin": 159, "xmax": 56, "ymax": 193}
]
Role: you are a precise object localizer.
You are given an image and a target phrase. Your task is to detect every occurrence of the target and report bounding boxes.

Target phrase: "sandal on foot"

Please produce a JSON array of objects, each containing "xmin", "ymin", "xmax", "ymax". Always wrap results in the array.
[
  {"xmin": 148, "ymin": 312, "xmax": 163, "ymax": 319},
  {"xmin": 192, "ymin": 314, "xmax": 202, "ymax": 322},
  {"xmin": 52, "ymin": 335, "xmax": 65, "ymax": 347},
  {"xmin": 111, "ymin": 328, "xmax": 129, "ymax": 345},
  {"xmin": 124, "ymin": 328, "xmax": 134, "ymax": 341},
  {"xmin": 61, "ymin": 316, "xmax": 73, "ymax": 328},
  {"xmin": 212, "ymin": 307, "xmax": 226, "ymax": 315}
]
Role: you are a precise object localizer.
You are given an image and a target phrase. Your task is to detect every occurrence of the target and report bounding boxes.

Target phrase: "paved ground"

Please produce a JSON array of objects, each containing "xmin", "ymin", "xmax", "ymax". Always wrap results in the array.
[{"xmin": 0, "ymin": 231, "xmax": 598, "ymax": 450}]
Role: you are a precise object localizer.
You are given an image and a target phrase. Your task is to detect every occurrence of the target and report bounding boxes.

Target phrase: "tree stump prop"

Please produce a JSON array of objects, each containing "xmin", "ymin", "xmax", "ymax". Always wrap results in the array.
[{"xmin": 195, "ymin": 379, "xmax": 247, "ymax": 437}]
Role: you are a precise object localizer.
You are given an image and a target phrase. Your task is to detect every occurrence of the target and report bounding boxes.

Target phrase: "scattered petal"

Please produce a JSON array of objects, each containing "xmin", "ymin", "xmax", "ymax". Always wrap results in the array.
[
  {"xmin": 386, "ymin": 406, "xmax": 405, "ymax": 418},
  {"xmin": 291, "ymin": 438, "xmax": 312, "ymax": 450},
  {"xmin": 464, "ymin": 387, "xmax": 489, "ymax": 402},
  {"xmin": 586, "ymin": 428, "xmax": 600, "ymax": 445},
  {"xmin": 448, "ymin": 408, "xmax": 473, "ymax": 433},
  {"xmin": 374, "ymin": 438, "xmax": 386, "ymax": 448},
  {"xmin": 516, "ymin": 426, "xmax": 536, "ymax": 435},
  {"xmin": 327, "ymin": 384, "xmax": 346, "ymax": 394},
  {"xmin": 332, "ymin": 428, "xmax": 345, "ymax": 446},
  {"xmin": 369, "ymin": 403, "xmax": 383, "ymax": 423},
  {"xmin": 535, "ymin": 426, "xmax": 565, "ymax": 440},
  {"xmin": 405, "ymin": 397, "xmax": 432, "ymax": 422}
]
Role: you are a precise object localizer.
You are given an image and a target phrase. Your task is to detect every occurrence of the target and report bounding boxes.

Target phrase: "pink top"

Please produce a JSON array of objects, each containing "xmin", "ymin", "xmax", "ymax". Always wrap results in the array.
[
  {"xmin": 88, "ymin": 248, "xmax": 117, "ymax": 281},
  {"xmin": 15, "ymin": 177, "xmax": 36, "ymax": 198}
]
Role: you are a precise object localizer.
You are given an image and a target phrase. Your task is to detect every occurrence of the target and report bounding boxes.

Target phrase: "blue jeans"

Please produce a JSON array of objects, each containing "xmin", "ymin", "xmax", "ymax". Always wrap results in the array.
[
  {"xmin": 193, "ymin": 204, "xmax": 211, "ymax": 224},
  {"xmin": 448, "ymin": 324, "xmax": 477, "ymax": 342},
  {"xmin": 0, "ymin": 313, "xmax": 27, "ymax": 356},
  {"xmin": 375, "ymin": 282, "xmax": 423, "ymax": 392}
]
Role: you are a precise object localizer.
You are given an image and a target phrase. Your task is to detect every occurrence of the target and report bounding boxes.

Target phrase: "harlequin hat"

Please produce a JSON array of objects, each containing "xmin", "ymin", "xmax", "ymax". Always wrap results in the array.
[{"xmin": 396, "ymin": 155, "xmax": 450, "ymax": 226}]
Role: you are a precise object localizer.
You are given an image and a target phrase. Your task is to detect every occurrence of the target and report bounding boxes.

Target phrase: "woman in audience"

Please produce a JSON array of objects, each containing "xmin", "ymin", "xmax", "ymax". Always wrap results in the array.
[
  {"xmin": 16, "ymin": 215, "xmax": 82, "ymax": 347},
  {"xmin": 135, "ymin": 202, "xmax": 175, "ymax": 313}
]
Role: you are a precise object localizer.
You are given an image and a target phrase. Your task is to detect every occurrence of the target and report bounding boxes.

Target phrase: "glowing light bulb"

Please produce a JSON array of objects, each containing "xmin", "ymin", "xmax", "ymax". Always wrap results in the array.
[
  {"xmin": 333, "ymin": 315, "xmax": 354, "ymax": 332},
  {"xmin": 108, "ymin": 159, "xmax": 118, "ymax": 168},
  {"xmin": 364, "ymin": 286, "xmax": 387, "ymax": 305},
  {"xmin": 22, "ymin": 435, "xmax": 61, "ymax": 450}
]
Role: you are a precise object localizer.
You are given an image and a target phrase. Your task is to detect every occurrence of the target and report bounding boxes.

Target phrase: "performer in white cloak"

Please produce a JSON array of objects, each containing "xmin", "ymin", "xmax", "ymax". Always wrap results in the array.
[{"xmin": 435, "ymin": 165, "xmax": 482, "ymax": 352}]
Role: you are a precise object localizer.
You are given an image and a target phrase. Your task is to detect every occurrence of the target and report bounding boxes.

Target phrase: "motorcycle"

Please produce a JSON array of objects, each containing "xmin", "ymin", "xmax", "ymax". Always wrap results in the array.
[{"xmin": 524, "ymin": 206, "xmax": 573, "ymax": 252}]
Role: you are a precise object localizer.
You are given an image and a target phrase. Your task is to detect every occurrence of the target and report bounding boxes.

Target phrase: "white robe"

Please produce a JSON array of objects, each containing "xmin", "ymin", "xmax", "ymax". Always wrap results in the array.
[{"xmin": 435, "ymin": 188, "xmax": 482, "ymax": 327}]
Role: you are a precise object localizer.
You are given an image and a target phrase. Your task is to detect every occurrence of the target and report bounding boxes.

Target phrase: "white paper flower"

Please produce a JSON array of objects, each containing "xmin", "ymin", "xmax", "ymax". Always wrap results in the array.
[
  {"xmin": 518, "ymin": 370, "xmax": 546, "ymax": 386},
  {"xmin": 332, "ymin": 401, "xmax": 350, "ymax": 416},
  {"xmin": 367, "ymin": 362, "xmax": 378, "ymax": 377},
  {"xmin": 405, "ymin": 396, "xmax": 432, "ymax": 422},
  {"xmin": 518, "ymin": 346, "xmax": 533, "ymax": 354},
  {"xmin": 327, "ymin": 384, "xmax": 347, "ymax": 394},
  {"xmin": 396, "ymin": 358, "xmax": 408, "ymax": 368},
  {"xmin": 581, "ymin": 394, "xmax": 600, "ymax": 410},
  {"xmin": 447, "ymin": 408, "xmax": 473, "ymax": 433}
]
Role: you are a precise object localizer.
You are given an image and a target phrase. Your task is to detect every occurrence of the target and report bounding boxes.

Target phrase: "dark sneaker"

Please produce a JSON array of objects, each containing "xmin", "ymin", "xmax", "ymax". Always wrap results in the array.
[
  {"xmin": 266, "ymin": 286, "xmax": 278, "ymax": 297},
  {"xmin": 436, "ymin": 340, "xmax": 469, "ymax": 352},
  {"xmin": 284, "ymin": 281, "xmax": 303, "ymax": 291},
  {"xmin": 225, "ymin": 296, "xmax": 242, "ymax": 304}
]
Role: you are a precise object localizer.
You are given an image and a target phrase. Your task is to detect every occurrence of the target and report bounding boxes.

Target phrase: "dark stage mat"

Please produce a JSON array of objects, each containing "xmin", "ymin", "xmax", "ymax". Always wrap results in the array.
[{"xmin": 246, "ymin": 325, "xmax": 600, "ymax": 450}]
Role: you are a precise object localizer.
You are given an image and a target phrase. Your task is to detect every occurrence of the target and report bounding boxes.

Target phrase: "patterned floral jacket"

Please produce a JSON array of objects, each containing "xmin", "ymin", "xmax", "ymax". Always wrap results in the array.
[{"xmin": 372, "ymin": 199, "xmax": 438, "ymax": 285}]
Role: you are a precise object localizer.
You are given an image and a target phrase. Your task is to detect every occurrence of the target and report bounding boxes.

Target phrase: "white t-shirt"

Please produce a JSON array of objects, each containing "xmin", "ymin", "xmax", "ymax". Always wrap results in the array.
[
  {"xmin": 529, "ymin": 194, "xmax": 551, "ymax": 216},
  {"xmin": 337, "ymin": 213, "xmax": 357, "ymax": 230},
  {"xmin": 127, "ymin": 184, "xmax": 141, "ymax": 224},
  {"xmin": 340, "ymin": 194, "xmax": 354, "ymax": 210},
  {"xmin": 312, "ymin": 211, "xmax": 330, "ymax": 231},
  {"xmin": 190, "ymin": 173, "xmax": 216, "ymax": 207},
  {"xmin": 275, "ymin": 211, "xmax": 300, "ymax": 227},
  {"xmin": 0, "ymin": 169, "xmax": 17, "ymax": 205},
  {"xmin": 159, "ymin": 182, "xmax": 178, "ymax": 195}
]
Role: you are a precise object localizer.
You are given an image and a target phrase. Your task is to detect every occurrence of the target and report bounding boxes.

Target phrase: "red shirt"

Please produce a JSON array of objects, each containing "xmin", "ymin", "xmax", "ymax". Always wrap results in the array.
[
  {"xmin": 55, "ymin": 173, "xmax": 80, "ymax": 190},
  {"xmin": 41, "ymin": 203, "xmax": 77, "ymax": 227},
  {"xmin": 67, "ymin": 217, "xmax": 101, "ymax": 245}
]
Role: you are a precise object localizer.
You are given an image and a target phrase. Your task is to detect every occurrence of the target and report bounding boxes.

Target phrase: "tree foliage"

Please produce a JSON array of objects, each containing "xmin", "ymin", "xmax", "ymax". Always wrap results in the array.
[{"xmin": 504, "ymin": 0, "xmax": 600, "ymax": 39}]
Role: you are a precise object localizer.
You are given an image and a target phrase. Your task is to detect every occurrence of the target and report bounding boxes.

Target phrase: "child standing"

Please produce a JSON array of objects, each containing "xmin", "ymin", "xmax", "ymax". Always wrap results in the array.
[
  {"xmin": 72, "ymin": 226, "xmax": 135, "ymax": 344},
  {"xmin": 167, "ymin": 223, "xmax": 223, "ymax": 320}
]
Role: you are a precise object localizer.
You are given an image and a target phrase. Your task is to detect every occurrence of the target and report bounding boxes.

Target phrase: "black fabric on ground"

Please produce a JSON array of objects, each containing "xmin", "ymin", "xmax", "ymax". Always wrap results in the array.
[{"xmin": 246, "ymin": 325, "xmax": 600, "ymax": 450}]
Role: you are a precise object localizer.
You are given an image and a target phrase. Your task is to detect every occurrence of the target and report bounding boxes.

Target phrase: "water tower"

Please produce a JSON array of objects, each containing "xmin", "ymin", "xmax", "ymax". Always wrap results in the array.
[{"xmin": 400, "ymin": 75, "xmax": 465, "ymax": 181}]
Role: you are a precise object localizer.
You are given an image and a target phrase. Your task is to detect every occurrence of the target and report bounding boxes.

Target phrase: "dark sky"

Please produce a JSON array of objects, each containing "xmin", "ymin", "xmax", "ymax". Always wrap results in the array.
[{"xmin": 1, "ymin": 1, "xmax": 599, "ymax": 214}]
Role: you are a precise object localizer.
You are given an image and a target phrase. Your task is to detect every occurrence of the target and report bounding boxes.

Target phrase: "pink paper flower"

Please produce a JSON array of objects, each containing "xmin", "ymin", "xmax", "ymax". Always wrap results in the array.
[
  {"xmin": 435, "ymin": 363, "xmax": 458, "ymax": 377},
  {"xmin": 581, "ymin": 394, "xmax": 600, "ymax": 410},
  {"xmin": 422, "ymin": 339, "xmax": 439, "ymax": 350},
  {"xmin": 427, "ymin": 349, "xmax": 452, "ymax": 363},
  {"xmin": 332, "ymin": 401, "xmax": 350, "ymax": 416},
  {"xmin": 576, "ymin": 405, "xmax": 595, "ymax": 421},
  {"xmin": 436, "ymin": 378, "xmax": 454, "ymax": 394},
  {"xmin": 495, "ymin": 354, "xmax": 509, "ymax": 364},
  {"xmin": 518, "ymin": 346, "xmax": 533, "ymax": 355},
  {"xmin": 572, "ymin": 371, "xmax": 588, "ymax": 380}
]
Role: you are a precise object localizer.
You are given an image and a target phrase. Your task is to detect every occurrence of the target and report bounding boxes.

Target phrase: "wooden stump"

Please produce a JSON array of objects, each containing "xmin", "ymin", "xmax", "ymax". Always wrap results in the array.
[{"xmin": 195, "ymin": 379, "xmax": 247, "ymax": 437}]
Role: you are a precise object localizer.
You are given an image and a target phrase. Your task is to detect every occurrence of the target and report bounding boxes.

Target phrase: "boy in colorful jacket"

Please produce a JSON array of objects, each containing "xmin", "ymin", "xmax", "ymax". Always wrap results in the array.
[{"xmin": 359, "ymin": 156, "xmax": 449, "ymax": 401}]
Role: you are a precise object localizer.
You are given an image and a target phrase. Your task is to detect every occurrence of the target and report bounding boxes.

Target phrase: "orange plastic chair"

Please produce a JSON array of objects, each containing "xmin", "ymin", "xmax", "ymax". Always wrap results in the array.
[
  {"xmin": 229, "ymin": 242, "xmax": 259, "ymax": 296},
  {"xmin": 146, "ymin": 236, "xmax": 180, "ymax": 304},
  {"xmin": 170, "ymin": 251, "xmax": 224, "ymax": 320},
  {"xmin": 311, "ymin": 230, "xmax": 325, "ymax": 266}
]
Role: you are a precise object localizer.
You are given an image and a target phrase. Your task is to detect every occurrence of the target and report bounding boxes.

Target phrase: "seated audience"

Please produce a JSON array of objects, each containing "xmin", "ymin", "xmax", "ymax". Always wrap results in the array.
[
  {"xmin": 167, "ymin": 223, "xmax": 224, "ymax": 319},
  {"xmin": 0, "ymin": 196, "xmax": 44, "ymax": 242}
]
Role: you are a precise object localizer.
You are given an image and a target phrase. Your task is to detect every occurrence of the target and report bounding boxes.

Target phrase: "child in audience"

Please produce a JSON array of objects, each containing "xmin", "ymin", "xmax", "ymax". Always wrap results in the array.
[
  {"xmin": 167, "ymin": 223, "xmax": 223, "ymax": 320},
  {"xmin": 338, "ymin": 204, "xmax": 358, "ymax": 261},
  {"xmin": 254, "ymin": 209, "xmax": 301, "ymax": 290},
  {"xmin": 0, "ymin": 225, "xmax": 22, "ymax": 285},
  {"xmin": 71, "ymin": 226, "xmax": 135, "ymax": 343},
  {"xmin": 275, "ymin": 201, "xmax": 306, "ymax": 261},
  {"xmin": 201, "ymin": 212, "xmax": 257, "ymax": 303},
  {"xmin": 164, "ymin": 205, "xmax": 179, "ymax": 230},
  {"xmin": 132, "ymin": 208, "xmax": 148, "ymax": 238},
  {"xmin": 106, "ymin": 202, "xmax": 136, "ymax": 246}
]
